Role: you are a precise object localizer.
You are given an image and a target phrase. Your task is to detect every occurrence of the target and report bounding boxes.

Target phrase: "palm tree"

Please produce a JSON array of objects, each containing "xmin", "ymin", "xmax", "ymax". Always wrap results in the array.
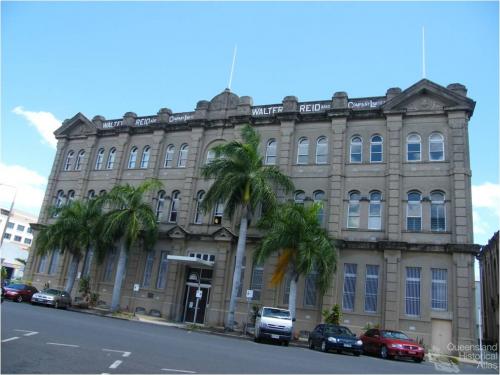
[
  {"xmin": 254, "ymin": 201, "xmax": 337, "ymax": 319},
  {"xmin": 36, "ymin": 197, "xmax": 105, "ymax": 294},
  {"xmin": 99, "ymin": 179, "xmax": 162, "ymax": 312},
  {"xmin": 201, "ymin": 124, "xmax": 294, "ymax": 330}
]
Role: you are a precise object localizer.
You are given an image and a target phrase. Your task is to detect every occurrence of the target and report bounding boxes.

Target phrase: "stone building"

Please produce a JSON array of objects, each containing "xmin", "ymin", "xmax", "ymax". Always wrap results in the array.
[{"xmin": 24, "ymin": 78, "xmax": 479, "ymax": 354}]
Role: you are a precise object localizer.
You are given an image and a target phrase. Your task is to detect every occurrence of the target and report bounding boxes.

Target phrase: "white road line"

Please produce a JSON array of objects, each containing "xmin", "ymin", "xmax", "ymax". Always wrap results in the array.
[
  {"xmin": 109, "ymin": 360, "xmax": 122, "ymax": 369},
  {"xmin": 161, "ymin": 369, "xmax": 196, "ymax": 374},
  {"xmin": 102, "ymin": 348, "xmax": 131, "ymax": 357},
  {"xmin": 2, "ymin": 337, "xmax": 20, "ymax": 343},
  {"xmin": 46, "ymin": 342, "xmax": 80, "ymax": 348},
  {"xmin": 14, "ymin": 329, "xmax": 38, "ymax": 336}
]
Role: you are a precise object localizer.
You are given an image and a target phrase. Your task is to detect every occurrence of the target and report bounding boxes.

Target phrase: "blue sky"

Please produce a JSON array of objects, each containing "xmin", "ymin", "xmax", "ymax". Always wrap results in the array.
[{"xmin": 1, "ymin": 1, "xmax": 499, "ymax": 246}]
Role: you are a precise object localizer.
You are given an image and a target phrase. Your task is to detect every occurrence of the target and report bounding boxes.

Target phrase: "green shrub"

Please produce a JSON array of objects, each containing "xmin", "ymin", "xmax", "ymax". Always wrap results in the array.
[{"xmin": 322, "ymin": 304, "xmax": 341, "ymax": 325}]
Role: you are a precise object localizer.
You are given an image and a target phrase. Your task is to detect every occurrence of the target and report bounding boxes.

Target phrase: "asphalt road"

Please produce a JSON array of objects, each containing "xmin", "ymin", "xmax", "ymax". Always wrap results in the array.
[{"xmin": 1, "ymin": 300, "xmax": 497, "ymax": 374}]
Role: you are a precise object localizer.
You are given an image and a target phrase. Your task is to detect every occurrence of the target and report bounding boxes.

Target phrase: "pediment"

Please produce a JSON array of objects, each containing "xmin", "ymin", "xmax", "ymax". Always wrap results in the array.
[
  {"xmin": 212, "ymin": 227, "xmax": 237, "ymax": 242},
  {"xmin": 166, "ymin": 225, "xmax": 190, "ymax": 239},
  {"xmin": 54, "ymin": 113, "xmax": 97, "ymax": 138}
]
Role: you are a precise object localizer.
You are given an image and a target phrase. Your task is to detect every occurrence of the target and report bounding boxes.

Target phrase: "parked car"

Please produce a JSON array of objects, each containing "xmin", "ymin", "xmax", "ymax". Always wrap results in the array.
[
  {"xmin": 1, "ymin": 286, "xmax": 4, "ymax": 302},
  {"xmin": 254, "ymin": 307, "xmax": 294, "ymax": 346},
  {"xmin": 360, "ymin": 328, "xmax": 424, "ymax": 362},
  {"xmin": 308, "ymin": 324, "xmax": 363, "ymax": 356},
  {"xmin": 3, "ymin": 283, "xmax": 38, "ymax": 302},
  {"xmin": 31, "ymin": 288, "xmax": 72, "ymax": 309}
]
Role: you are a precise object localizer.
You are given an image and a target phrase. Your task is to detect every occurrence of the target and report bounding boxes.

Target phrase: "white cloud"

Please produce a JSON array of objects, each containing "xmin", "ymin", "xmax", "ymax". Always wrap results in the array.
[
  {"xmin": 472, "ymin": 182, "xmax": 500, "ymax": 244},
  {"xmin": 472, "ymin": 182, "xmax": 500, "ymax": 217},
  {"xmin": 12, "ymin": 106, "xmax": 61, "ymax": 149},
  {"xmin": 0, "ymin": 162, "xmax": 47, "ymax": 217}
]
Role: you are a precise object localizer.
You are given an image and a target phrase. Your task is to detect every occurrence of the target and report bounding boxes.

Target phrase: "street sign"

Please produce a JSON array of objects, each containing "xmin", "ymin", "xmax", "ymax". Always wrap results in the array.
[
  {"xmin": 246, "ymin": 289, "xmax": 253, "ymax": 299},
  {"xmin": 133, "ymin": 283, "xmax": 140, "ymax": 292},
  {"xmin": 196, "ymin": 290, "xmax": 203, "ymax": 299}
]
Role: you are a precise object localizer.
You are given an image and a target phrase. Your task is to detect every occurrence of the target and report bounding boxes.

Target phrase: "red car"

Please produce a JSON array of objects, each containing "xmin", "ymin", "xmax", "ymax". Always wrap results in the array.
[
  {"xmin": 360, "ymin": 328, "xmax": 424, "ymax": 362},
  {"xmin": 3, "ymin": 284, "xmax": 38, "ymax": 303}
]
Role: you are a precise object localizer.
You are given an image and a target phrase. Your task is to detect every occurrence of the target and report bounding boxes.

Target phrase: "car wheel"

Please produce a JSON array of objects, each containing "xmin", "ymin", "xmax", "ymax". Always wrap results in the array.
[
  {"xmin": 380, "ymin": 345, "xmax": 390, "ymax": 359},
  {"xmin": 321, "ymin": 340, "xmax": 328, "ymax": 353},
  {"xmin": 283, "ymin": 341, "xmax": 289, "ymax": 347},
  {"xmin": 354, "ymin": 351, "xmax": 361, "ymax": 357},
  {"xmin": 414, "ymin": 357, "xmax": 423, "ymax": 363},
  {"xmin": 16, "ymin": 295, "xmax": 23, "ymax": 303},
  {"xmin": 308, "ymin": 339, "xmax": 314, "ymax": 350},
  {"xmin": 54, "ymin": 301, "xmax": 59, "ymax": 309}
]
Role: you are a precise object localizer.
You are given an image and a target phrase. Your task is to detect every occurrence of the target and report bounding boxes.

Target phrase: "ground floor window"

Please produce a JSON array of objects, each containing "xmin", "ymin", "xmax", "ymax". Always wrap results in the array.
[
  {"xmin": 250, "ymin": 264, "xmax": 264, "ymax": 301},
  {"xmin": 342, "ymin": 263, "xmax": 357, "ymax": 311},
  {"xmin": 405, "ymin": 267, "xmax": 421, "ymax": 316},
  {"xmin": 431, "ymin": 268, "xmax": 448, "ymax": 310}
]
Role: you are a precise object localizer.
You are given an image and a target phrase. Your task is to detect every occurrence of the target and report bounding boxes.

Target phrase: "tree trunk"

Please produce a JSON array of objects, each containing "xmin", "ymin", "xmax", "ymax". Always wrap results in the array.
[
  {"xmin": 226, "ymin": 207, "xmax": 248, "ymax": 330},
  {"xmin": 110, "ymin": 240, "xmax": 128, "ymax": 313},
  {"xmin": 289, "ymin": 273, "xmax": 299, "ymax": 320},
  {"xmin": 64, "ymin": 253, "xmax": 80, "ymax": 294}
]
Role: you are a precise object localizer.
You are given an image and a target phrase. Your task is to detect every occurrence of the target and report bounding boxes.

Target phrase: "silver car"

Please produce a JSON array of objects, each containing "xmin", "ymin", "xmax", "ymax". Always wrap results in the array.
[{"xmin": 31, "ymin": 288, "xmax": 71, "ymax": 309}]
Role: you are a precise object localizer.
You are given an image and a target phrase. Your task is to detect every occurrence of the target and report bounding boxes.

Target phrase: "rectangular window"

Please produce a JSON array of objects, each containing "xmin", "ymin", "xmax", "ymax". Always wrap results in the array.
[
  {"xmin": 24, "ymin": 238, "xmax": 32, "ymax": 245},
  {"xmin": 27, "ymin": 227, "xmax": 33, "ymax": 234},
  {"xmin": 14, "ymin": 235, "xmax": 22, "ymax": 242},
  {"xmin": 103, "ymin": 250, "xmax": 116, "ymax": 282},
  {"xmin": 283, "ymin": 273, "xmax": 291, "ymax": 305},
  {"xmin": 342, "ymin": 263, "xmax": 357, "ymax": 311},
  {"xmin": 37, "ymin": 254, "xmax": 48, "ymax": 273},
  {"xmin": 405, "ymin": 267, "xmax": 421, "ymax": 316},
  {"xmin": 236, "ymin": 256, "xmax": 246, "ymax": 298},
  {"xmin": 3, "ymin": 233, "xmax": 11, "ymax": 240},
  {"xmin": 364, "ymin": 265, "xmax": 379, "ymax": 312},
  {"xmin": 407, "ymin": 143, "xmax": 421, "ymax": 161},
  {"xmin": 370, "ymin": 144, "xmax": 382, "ymax": 162},
  {"xmin": 431, "ymin": 268, "xmax": 448, "ymax": 310},
  {"xmin": 48, "ymin": 252, "xmax": 60, "ymax": 275},
  {"xmin": 156, "ymin": 251, "xmax": 169, "ymax": 289},
  {"xmin": 368, "ymin": 202, "xmax": 381, "ymax": 230},
  {"xmin": 347, "ymin": 202, "xmax": 360, "ymax": 228},
  {"xmin": 407, "ymin": 202, "xmax": 422, "ymax": 232},
  {"xmin": 431, "ymin": 203, "xmax": 446, "ymax": 231},
  {"xmin": 82, "ymin": 248, "xmax": 94, "ymax": 277},
  {"xmin": 142, "ymin": 252, "xmax": 155, "ymax": 288},
  {"xmin": 250, "ymin": 264, "xmax": 264, "ymax": 301},
  {"xmin": 304, "ymin": 271, "xmax": 317, "ymax": 306},
  {"xmin": 213, "ymin": 200, "xmax": 224, "ymax": 225},
  {"xmin": 17, "ymin": 224, "xmax": 25, "ymax": 232},
  {"xmin": 6, "ymin": 222, "xmax": 14, "ymax": 229}
]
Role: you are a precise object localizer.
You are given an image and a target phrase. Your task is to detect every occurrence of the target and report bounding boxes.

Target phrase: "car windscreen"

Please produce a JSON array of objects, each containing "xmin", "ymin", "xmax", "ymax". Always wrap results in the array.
[
  {"xmin": 262, "ymin": 308, "xmax": 291, "ymax": 319},
  {"xmin": 42, "ymin": 289, "xmax": 62, "ymax": 295},
  {"xmin": 5, "ymin": 284, "xmax": 26, "ymax": 290},
  {"xmin": 381, "ymin": 331, "xmax": 410, "ymax": 340},
  {"xmin": 325, "ymin": 326, "xmax": 353, "ymax": 336}
]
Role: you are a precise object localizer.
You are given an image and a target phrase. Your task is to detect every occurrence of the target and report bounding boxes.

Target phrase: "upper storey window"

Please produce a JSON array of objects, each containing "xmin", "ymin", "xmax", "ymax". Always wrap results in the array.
[
  {"xmin": 431, "ymin": 191, "xmax": 446, "ymax": 231},
  {"xmin": 406, "ymin": 191, "xmax": 422, "ymax": 231},
  {"xmin": 407, "ymin": 134, "xmax": 421, "ymax": 162},
  {"xmin": 368, "ymin": 191, "xmax": 382, "ymax": 230},
  {"xmin": 67, "ymin": 190, "xmax": 75, "ymax": 204},
  {"xmin": 370, "ymin": 135, "xmax": 383, "ymax": 163},
  {"xmin": 347, "ymin": 191, "xmax": 361, "ymax": 228},
  {"xmin": 128, "ymin": 147, "xmax": 138, "ymax": 169},
  {"xmin": 178, "ymin": 144, "xmax": 189, "ymax": 167},
  {"xmin": 194, "ymin": 190, "xmax": 205, "ymax": 224},
  {"xmin": 168, "ymin": 191, "xmax": 180, "ymax": 223},
  {"xmin": 64, "ymin": 151, "xmax": 74, "ymax": 171},
  {"xmin": 265, "ymin": 139, "xmax": 277, "ymax": 165},
  {"xmin": 313, "ymin": 190, "xmax": 325, "ymax": 225},
  {"xmin": 429, "ymin": 133, "xmax": 445, "ymax": 161},
  {"xmin": 206, "ymin": 149, "xmax": 216, "ymax": 164},
  {"xmin": 95, "ymin": 148, "xmax": 105, "ymax": 170},
  {"xmin": 75, "ymin": 150, "xmax": 85, "ymax": 171},
  {"xmin": 165, "ymin": 145, "xmax": 175, "ymax": 168},
  {"xmin": 155, "ymin": 190, "xmax": 166, "ymax": 221},
  {"xmin": 294, "ymin": 190, "xmax": 305, "ymax": 205},
  {"xmin": 297, "ymin": 138, "xmax": 309, "ymax": 164},
  {"xmin": 350, "ymin": 137, "xmax": 362, "ymax": 163},
  {"xmin": 55, "ymin": 190, "xmax": 65, "ymax": 209},
  {"xmin": 140, "ymin": 146, "xmax": 150, "ymax": 169},
  {"xmin": 106, "ymin": 148, "xmax": 116, "ymax": 169},
  {"xmin": 316, "ymin": 137, "xmax": 328, "ymax": 164}
]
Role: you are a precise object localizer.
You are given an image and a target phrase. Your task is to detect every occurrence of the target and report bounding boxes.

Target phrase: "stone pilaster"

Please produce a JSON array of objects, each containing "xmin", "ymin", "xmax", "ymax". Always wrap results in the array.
[
  {"xmin": 277, "ymin": 96, "xmax": 299, "ymax": 181},
  {"xmin": 386, "ymin": 114, "xmax": 403, "ymax": 241},
  {"xmin": 382, "ymin": 249, "xmax": 401, "ymax": 330},
  {"xmin": 453, "ymin": 252, "xmax": 476, "ymax": 348}
]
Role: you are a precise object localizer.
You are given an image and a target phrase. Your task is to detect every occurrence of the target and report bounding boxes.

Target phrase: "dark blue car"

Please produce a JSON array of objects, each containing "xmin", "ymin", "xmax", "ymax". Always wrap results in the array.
[{"xmin": 308, "ymin": 324, "xmax": 363, "ymax": 356}]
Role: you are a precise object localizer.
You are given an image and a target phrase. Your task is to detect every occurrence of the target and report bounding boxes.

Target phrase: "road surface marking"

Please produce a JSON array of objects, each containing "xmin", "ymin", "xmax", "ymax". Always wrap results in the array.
[
  {"xmin": 46, "ymin": 342, "xmax": 80, "ymax": 348},
  {"xmin": 109, "ymin": 360, "xmax": 122, "ymax": 369},
  {"xmin": 102, "ymin": 348, "xmax": 131, "ymax": 357},
  {"xmin": 161, "ymin": 369, "xmax": 196, "ymax": 374},
  {"xmin": 2, "ymin": 337, "xmax": 20, "ymax": 342},
  {"xmin": 14, "ymin": 329, "xmax": 38, "ymax": 336}
]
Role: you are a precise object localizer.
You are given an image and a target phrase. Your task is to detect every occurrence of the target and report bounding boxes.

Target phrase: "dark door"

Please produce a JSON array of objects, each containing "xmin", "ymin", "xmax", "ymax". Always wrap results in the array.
[{"xmin": 184, "ymin": 286, "xmax": 209, "ymax": 324}]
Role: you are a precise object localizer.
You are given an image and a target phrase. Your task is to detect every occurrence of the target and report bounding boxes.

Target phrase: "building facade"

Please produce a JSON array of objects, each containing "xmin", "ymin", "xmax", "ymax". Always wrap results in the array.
[{"xmin": 25, "ymin": 79, "xmax": 479, "ymax": 354}]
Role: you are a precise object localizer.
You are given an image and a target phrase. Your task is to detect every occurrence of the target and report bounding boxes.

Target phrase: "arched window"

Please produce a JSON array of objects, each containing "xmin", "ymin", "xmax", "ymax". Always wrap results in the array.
[
  {"xmin": 265, "ymin": 139, "xmax": 277, "ymax": 165},
  {"xmin": 194, "ymin": 190, "xmax": 205, "ymax": 224},
  {"xmin": 140, "ymin": 146, "xmax": 150, "ymax": 169},
  {"xmin": 294, "ymin": 190, "xmax": 305, "ymax": 205},
  {"xmin": 407, "ymin": 134, "xmax": 421, "ymax": 162},
  {"xmin": 429, "ymin": 133, "xmax": 445, "ymax": 161},
  {"xmin": 370, "ymin": 135, "xmax": 383, "ymax": 163},
  {"xmin": 155, "ymin": 190, "xmax": 166, "ymax": 221},
  {"xmin": 206, "ymin": 149, "xmax": 216, "ymax": 164},
  {"xmin": 106, "ymin": 148, "xmax": 116, "ymax": 169},
  {"xmin": 368, "ymin": 191, "xmax": 382, "ymax": 230},
  {"xmin": 431, "ymin": 191, "xmax": 446, "ymax": 231},
  {"xmin": 350, "ymin": 136, "xmax": 362, "ymax": 163},
  {"xmin": 316, "ymin": 137, "xmax": 328, "ymax": 164},
  {"xmin": 407, "ymin": 191, "xmax": 422, "ymax": 231},
  {"xmin": 297, "ymin": 138, "xmax": 309, "ymax": 164},
  {"xmin": 95, "ymin": 148, "xmax": 105, "ymax": 170},
  {"xmin": 67, "ymin": 190, "xmax": 75, "ymax": 204},
  {"xmin": 128, "ymin": 146, "xmax": 138, "ymax": 169},
  {"xmin": 75, "ymin": 150, "xmax": 85, "ymax": 171},
  {"xmin": 168, "ymin": 191, "xmax": 180, "ymax": 222},
  {"xmin": 347, "ymin": 191, "xmax": 361, "ymax": 228},
  {"xmin": 164, "ymin": 145, "xmax": 175, "ymax": 168},
  {"xmin": 55, "ymin": 190, "xmax": 65, "ymax": 208},
  {"xmin": 178, "ymin": 144, "xmax": 189, "ymax": 167},
  {"xmin": 313, "ymin": 190, "xmax": 325, "ymax": 225},
  {"xmin": 64, "ymin": 150, "xmax": 74, "ymax": 171},
  {"xmin": 87, "ymin": 190, "xmax": 96, "ymax": 199},
  {"xmin": 99, "ymin": 189, "xmax": 107, "ymax": 196}
]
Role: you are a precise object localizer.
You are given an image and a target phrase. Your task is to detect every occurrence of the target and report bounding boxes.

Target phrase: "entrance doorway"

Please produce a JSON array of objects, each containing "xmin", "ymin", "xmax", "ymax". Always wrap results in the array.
[{"xmin": 183, "ymin": 283, "xmax": 210, "ymax": 324}]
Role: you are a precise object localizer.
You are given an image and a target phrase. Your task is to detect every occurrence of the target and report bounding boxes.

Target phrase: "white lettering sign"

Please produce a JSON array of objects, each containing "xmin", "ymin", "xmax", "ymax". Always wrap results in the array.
[
  {"xmin": 252, "ymin": 106, "xmax": 283, "ymax": 116},
  {"xmin": 169, "ymin": 113, "xmax": 195, "ymax": 123},
  {"xmin": 246, "ymin": 289, "xmax": 254, "ymax": 299},
  {"xmin": 196, "ymin": 290, "xmax": 203, "ymax": 299},
  {"xmin": 347, "ymin": 99, "xmax": 385, "ymax": 110}
]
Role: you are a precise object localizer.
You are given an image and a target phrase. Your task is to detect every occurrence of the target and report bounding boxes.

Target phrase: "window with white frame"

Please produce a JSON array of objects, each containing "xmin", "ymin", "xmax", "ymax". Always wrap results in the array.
[
  {"xmin": 350, "ymin": 136, "xmax": 362, "ymax": 163},
  {"xmin": 3, "ymin": 233, "xmax": 11, "ymax": 240},
  {"xmin": 313, "ymin": 190, "xmax": 325, "ymax": 225},
  {"xmin": 106, "ymin": 148, "xmax": 116, "ymax": 169},
  {"xmin": 14, "ymin": 235, "xmax": 22, "ymax": 242},
  {"xmin": 213, "ymin": 199, "xmax": 224, "ymax": 225},
  {"xmin": 87, "ymin": 190, "xmax": 96, "ymax": 199},
  {"xmin": 364, "ymin": 265, "xmax": 379, "ymax": 312},
  {"xmin": 24, "ymin": 238, "xmax": 32, "ymax": 245},
  {"xmin": 75, "ymin": 150, "xmax": 85, "ymax": 171},
  {"xmin": 103, "ymin": 250, "xmax": 116, "ymax": 282},
  {"xmin": 156, "ymin": 251, "xmax": 169, "ymax": 289},
  {"xmin": 297, "ymin": 137, "xmax": 309, "ymax": 164},
  {"xmin": 142, "ymin": 252, "xmax": 155, "ymax": 288},
  {"xmin": 37, "ymin": 254, "xmax": 48, "ymax": 273},
  {"xmin": 250, "ymin": 264, "xmax": 264, "ymax": 300},
  {"xmin": 6, "ymin": 222, "xmax": 14, "ymax": 229},
  {"xmin": 168, "ymin": 191, "xmax": 180, "ymax": 223},
  {"xmin": 155, "ymin": 190, "xmax": 166, "ymax": 221},
  {"xmin": 316, "ymin": 136, "xmax": 328, "ymax": 164},
  {"xmin": 431, "ymin": 268, "xmax": 448, "ymax": 310},
  {"xmin": 64, "ymin": 150, "xmax": 74, "ymax": 171},
  {"xmin": 283, "ymin": 273, "xmax": 291, "ymax": 305},
  {"xmin": 95, "ymin": 148, "xmax": 105, "ymax": 170},
  {"xmin": 431, "ymin": 191, "xmax": 446, "ymax": 231},
  {"xmin": 407, "ymin": 191, "xmax": 422, "ymax": 231},
  {"xmin": 178, "ymin": 144, "xmax": 189, "ymax": 167},
  {"xmin": 67, "ymin": 190, "xmax": 75, "ymax": 204},
  {"xmin": 370, "ymin": 135, "xmax": 383, "ymax": 163},
  {"xmin": 55, "ymin": 190, "xmax": 65, "ymax": 209},
  {"xmin": 294, "ymin": 190, "xmax": 305, "ymax": 205},
  {"xmin": 368, "ymin": 191, "xmax": 382, "ymax": 230},
  {"xmin": 128, "ymin": 146, "xmax": 138, "ymax": 169},
  {"xmin": 429, "ymin": 133, "xmax": 445, "ymax": 161},
  {"xmin": 48, "ymin": 251, "xmax": 60, "ymax": 275},
  {"xmin": 347, "ymin": 191, "xmax": 361, "ymax": 228},
  {"xmin": 304, "ymin": 269, "xmax": 318, "ymax": 306},
  {"xmin": 206, "ymin": 149, "xmax": 216, "ymax": 164},
  {"xmin": 82, "ymin": 248, "xmax": 94, "ymax": 277},
  {"xmin": 164, "ymin": 145, "xmax": 175, "ymax": 168},
  {"xmin": 140, "ymin": 146, "xmax": 150, "ymax": 169},
  {"xmin": 27, "ymin": 226, "xmax": 33, "ymax": 234},
  {"xmin": 342, "ymin": 263, "xmax": 357, "ymax": 311},
  {"xmin": 405, "ymin": 267, "xmax": 421, "ymax": 316},
  {"xmin": 194, "ymin": 190, "xmax": 205, "ymax": 224},
  {"xmin": 236, "ymin": 256, "xmax": 246, "ymax": 297},
  {"xmin": 407, "ymin": 133, "xmax": 421, "ymax": 162},
  {"xmin": 17, "ymin": 224, "xmax": 25, "ymax": 232},
  {"xmin": 265, "ymin": 139, "xmax": 277, "ymax": 165}
]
